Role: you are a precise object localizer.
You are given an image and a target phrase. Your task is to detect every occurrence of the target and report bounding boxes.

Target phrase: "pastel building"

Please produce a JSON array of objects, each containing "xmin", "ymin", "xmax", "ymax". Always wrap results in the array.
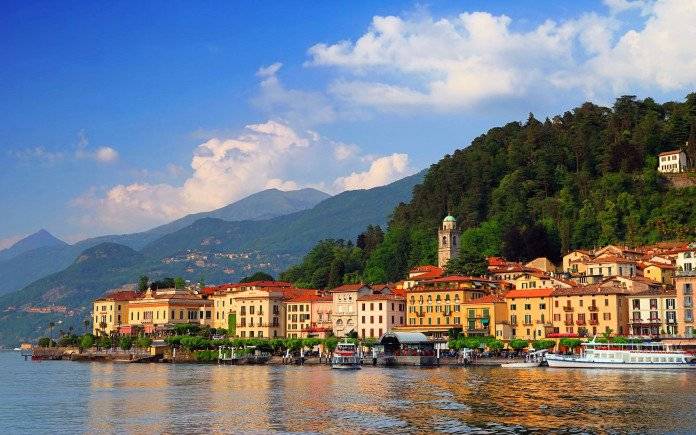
[
  {"xmin": 628, "ymin": 288, "xmax": 678, "ymax": 337},
  {"xmin": 357, "ymin": 293, "xmax": 405, "ymax": 339},
  {"xmin": 658, "ymin": 149, "xmax": 687, "ymax": 173}
]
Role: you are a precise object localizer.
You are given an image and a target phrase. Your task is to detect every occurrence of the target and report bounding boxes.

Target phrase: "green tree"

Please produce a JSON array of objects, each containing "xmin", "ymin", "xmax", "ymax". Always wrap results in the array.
[
  {"xmin": 509, "ymin": 339, "xmax": 529, "ymax": 351},
  {"xmin": 37, "ymin": 337, "xmax": 53, "ymax": 347},
  {"xmin": 80, "ymin": 334, "xmax": 95, "ymax": 349},
  {"xmin": 138, "ymin": 275, "xmax": 149, "ymax": 292},
  {"xmin": 135, "ymin": 336, "xmax": 152, "ymax": 348},
  {"xmin": 240, "ymin": 272, "xmax": 274, "ymax": 283},
  {"xmin": 119, "ymin": 336, "xmax": 133, "ymax": 350},
  {"xmin": 445, "ymin": 246, "xmax": 488, "ymax": 276},
  {"xmin": 173, "ymin": 277, "xmax": 186, "ymax": 289}
]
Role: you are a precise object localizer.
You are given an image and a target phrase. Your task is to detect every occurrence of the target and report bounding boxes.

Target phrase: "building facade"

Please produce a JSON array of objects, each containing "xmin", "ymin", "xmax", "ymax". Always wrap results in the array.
[
  {"xmin": 628, "ymin": 289, "xmax": 678, "ymax": 336},
  {"xmin": 356, "ymin": 294, "xmax": 405, "ymax": 339},
  {"xmin": 658, "ymin": 149, "xmax": 687, "ymax": 173}
]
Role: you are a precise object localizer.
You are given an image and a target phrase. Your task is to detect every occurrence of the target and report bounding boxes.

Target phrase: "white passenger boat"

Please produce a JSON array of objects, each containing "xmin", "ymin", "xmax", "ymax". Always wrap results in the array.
[
  {"xmin": 546, "ymin": 340, "xmax": 696, "ymax": 369},
  {"xmin": 331, "ymin": 341, "xmax": 361, "ymax": 370}
]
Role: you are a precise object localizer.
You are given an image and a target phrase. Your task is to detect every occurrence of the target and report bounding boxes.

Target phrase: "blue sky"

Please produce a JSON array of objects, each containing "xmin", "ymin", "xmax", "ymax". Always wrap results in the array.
[{"xmin": 2, "ymin": 0, "xmax": 695, "ymax": 246}]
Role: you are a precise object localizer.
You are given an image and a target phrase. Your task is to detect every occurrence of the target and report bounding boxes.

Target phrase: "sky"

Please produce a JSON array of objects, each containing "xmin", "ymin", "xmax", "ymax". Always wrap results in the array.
[{"xmin": 1, "ymin": 0, "xmax": 695, "ymax": 247}]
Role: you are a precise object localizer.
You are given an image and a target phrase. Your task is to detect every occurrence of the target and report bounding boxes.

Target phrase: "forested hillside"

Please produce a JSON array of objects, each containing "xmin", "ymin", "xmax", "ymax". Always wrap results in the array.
[{"xmin": 287, "ymin": 95, "xmax": 696, "ymax": 286}]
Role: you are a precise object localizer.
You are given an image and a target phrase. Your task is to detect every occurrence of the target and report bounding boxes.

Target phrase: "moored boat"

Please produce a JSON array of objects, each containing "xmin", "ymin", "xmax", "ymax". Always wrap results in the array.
[
  {"xmin": 546, "ymin": 340, "xmax": 696, "ymax": 369},
  {"xmin": 331, "ymin": 341, "xmax": 361, "ymax": 369}
]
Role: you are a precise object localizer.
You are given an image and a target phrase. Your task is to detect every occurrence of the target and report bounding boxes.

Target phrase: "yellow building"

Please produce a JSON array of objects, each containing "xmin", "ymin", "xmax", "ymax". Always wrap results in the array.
[
  {"xmin": 505, "ymin": 289, "xmax": 555, "ymax": 341},
  {"xmin": 126, "ymin": 288, "xmax": 213, "ymax": 334},
  {"xmin": 92, "ymin": 290, "xmax": 137, "ymax": 336},
  {"xmin": 463, "ymin": 295, "xmax": 510, "ymax": 340},
  {"xmin": 209, "ymin": 281, "xmax": 293, "ymax": 332},
  {"xmin": 550, "ymin": 285, "xmax": 630, "ymax": 337},
  {"xmin": 562, "ymin": 250, "xmax": 591, "ymax": 274},
  {"xmin": 402, "ymin": 276, "xmax": 503, "ymax": 338},
  {"xmin": 513, "ymin": 272, "xmax": 573, "ymax": 290},
  {"xmin": 642, "ymin": 263, "xmax": 675, "ymax": 285}
]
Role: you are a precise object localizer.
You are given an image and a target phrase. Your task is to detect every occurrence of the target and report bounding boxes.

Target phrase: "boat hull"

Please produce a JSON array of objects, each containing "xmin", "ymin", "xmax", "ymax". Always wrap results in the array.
[
  {"xmin": 501, "ymin": 362, "xmax": 540, "ymax": 368},
  {"xmin": 546, "ymin": 356, "xmax": 696, "ymax": 369},
  {"xmin": 331, "ymin": 364, "xmax": 361, "ymax": 370}
]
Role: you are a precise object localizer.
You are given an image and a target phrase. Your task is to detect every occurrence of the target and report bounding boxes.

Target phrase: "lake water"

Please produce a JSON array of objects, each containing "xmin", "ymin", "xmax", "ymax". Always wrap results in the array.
[{"xmin": 1, "ymin": 352, "xmax": 695, "ymax": 434}]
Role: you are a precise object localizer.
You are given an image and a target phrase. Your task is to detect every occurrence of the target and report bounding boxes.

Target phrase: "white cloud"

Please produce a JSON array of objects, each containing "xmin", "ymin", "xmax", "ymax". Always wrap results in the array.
[
  {"xmin": 333, "ymin": 143, "xmax": 360, "ymax": 161},
  {"xmin": 94, "ymin": 146, "xmax": 119, "ymax": 162},
  {"xmin": 73, "ymin": 120, "xmax": 413, "ymax": 233},
  {"xmin": 8, "ymin": 146, "xmax": 64, "ymax": 164},
  {"xmin": 569, "ymin": 0, "xmax": 696, "ymax": 93},
  {"xmin": 305, "ymin": 2, "xmax": 696, "ymax": 111},
  {"xmin": 75, "ymin": 130, "xmax": 119, "ymax": 163},
  {"xmin": 333, "ymin": 153, "xmax": 411, "ymax": 191},
  {"xmin": 252, "ymin": 62, "xmax": 337, "ymax": 125}
]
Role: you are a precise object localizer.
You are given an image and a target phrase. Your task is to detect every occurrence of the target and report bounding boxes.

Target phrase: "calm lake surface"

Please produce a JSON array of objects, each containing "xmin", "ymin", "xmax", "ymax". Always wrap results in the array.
[{"xmin": 1, "ymin": 352, "xmax": 695, "ymax": 434}]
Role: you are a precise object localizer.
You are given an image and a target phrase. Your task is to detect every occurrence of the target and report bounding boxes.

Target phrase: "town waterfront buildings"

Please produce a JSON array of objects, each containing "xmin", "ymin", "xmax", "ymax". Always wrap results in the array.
[{"xmin": 91, "ymin": 215, "xmax": 696, "ymax": 344}]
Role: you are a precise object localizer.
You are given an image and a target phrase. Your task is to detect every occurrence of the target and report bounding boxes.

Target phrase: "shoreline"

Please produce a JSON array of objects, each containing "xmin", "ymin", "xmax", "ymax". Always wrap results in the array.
[{"xmin": 28, "ymin": 346, "xmax": 522, "ymax": 367}]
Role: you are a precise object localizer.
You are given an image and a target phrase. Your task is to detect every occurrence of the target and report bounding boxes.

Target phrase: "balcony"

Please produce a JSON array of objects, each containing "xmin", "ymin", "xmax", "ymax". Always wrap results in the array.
[
  {"xmin": 415, "ymin": 311, "xmax": 425, "ymax": 317},
  {"xmin": 588, "ymin": 305, "xmax": 599, "ymax": 312},
  {"xmin": 564, "ymin": 320, "xmax": 574, "ymax": 326},
  {"xmin": 576, "ymin": 320, "xmax": 586, "ymax": 326},
  {"xmin": 523, "ymin": 321, "xmax": 533, "ymax": 326},
  {"xmin": 589, "ymin": 319, "xmax": 599, "ymax": 325},
  {"xmin": 443, "ymin": 311, "xmax": 452, "ymax": 317},
  {"xmin": 563, "ymin": 306, "xmax": 574, "ymax": 312}
]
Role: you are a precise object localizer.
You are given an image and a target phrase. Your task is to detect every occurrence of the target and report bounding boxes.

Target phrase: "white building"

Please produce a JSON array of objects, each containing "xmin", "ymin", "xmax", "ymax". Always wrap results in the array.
[
  {"xmin": 658, "ymin": 149, "xmax": 687, "ymax": 173},
  {"xmin": 676, "ymin": 243, "xmax": 696, "ymax": 275}
]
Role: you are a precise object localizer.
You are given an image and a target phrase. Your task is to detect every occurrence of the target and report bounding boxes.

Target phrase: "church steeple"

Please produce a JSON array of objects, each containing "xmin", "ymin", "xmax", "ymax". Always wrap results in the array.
[{"xmin": 438, "ymin": 215, "xmax": 459, "ymax": 267}]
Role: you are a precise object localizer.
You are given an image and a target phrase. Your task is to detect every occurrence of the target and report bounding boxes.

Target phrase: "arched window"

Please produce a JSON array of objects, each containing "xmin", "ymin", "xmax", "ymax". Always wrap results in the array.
[
  {"xmin": 336, "ymin": 319, "xmax": 343, "ymax": 326},
  {"xmin": 442, "ymin": 236, "xmax": 447, "ymax": 246},
  {"xmin": 436, "ymin": 295, "xmax": 441, "ymax": 302},
  {"xmin": 427, "ymin": 295, "xmax": 433, "ymax": 303}
]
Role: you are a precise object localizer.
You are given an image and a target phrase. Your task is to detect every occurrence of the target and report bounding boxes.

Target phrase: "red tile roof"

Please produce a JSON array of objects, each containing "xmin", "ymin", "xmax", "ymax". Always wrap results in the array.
[
  {"xmin": 99, "ymin": 290, "xmax": 140, "ymax": 301},
  {"xmin": 357, "ymin": 293, "xmax": 405, "ymax": 301},
  {"xmin": 658, "ymin": 149, "xmax": 683, "ymax": 156},
  {"xmin": 424, "ymin": 275, "xmax": 495, "ymax": 283},
  {"xmin": 469, "ymin": 294, "xmax": 506, "ymax": 304},
  {"xmin": 328, "ymin": 283, "xmax": 366, "ymax": 293},
  {"xmin": 505, "ymin": 288, "xmax": 556, "ymax": 298},
  {"xmin": 552, "ymin": 285, "xmax": 630, "ymax": 296}
]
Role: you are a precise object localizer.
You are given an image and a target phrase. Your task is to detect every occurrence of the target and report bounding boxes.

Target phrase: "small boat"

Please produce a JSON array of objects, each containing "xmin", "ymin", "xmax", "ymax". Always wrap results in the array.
[
  {"xmin": 331, "ymin": 340, "xmax": 361, "ymax": 370},
  {"xmin": 546, "ymin": 339, "xmax": 696, "ymax": 369},
  {"xmin": 501, "ymin": 349, "xmax": 547, "ymax": 368}
]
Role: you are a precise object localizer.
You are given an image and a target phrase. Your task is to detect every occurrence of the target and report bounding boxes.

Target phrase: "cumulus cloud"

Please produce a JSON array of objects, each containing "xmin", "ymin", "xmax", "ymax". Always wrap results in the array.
[
  {"xmin": 561, "ymin": 0, "xmax": 696, "ymax": 93},
  {"xmin": 305, "ymin": 1, "xmax": 696, "ymax": 111},
  {"xmin": 333, "ymin": 153, "xmax": 411, "ymax": 191},
  {"xmin": 75, "ymin": 131, "xmax": 119, "ymax": 163},
  {"xmin": 73, "ymin": 120, "xmax": 411, "ymax": 233}
]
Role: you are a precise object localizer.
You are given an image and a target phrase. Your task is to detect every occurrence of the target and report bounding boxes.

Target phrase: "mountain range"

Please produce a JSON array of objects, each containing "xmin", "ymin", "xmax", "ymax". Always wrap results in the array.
[
  {"xmin": 0, "ymin": 171, "xmax": 424, "ymax": 345},
  {"xmin": 0, "ymin": 187, "xmax": 330, "ymax": 296}
]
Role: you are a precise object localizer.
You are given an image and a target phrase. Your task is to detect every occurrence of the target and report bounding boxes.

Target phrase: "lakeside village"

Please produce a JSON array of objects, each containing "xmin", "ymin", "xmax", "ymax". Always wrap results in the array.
[{"xmin": 27, "ymin": 204, "xmax": 696, "ymax": 368}]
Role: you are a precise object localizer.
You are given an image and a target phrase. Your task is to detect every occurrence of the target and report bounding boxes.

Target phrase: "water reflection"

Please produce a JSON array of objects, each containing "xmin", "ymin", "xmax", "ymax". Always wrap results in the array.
[{"xmin": 2, "ymin": 352, "xmax": 695, "ymax": 434}]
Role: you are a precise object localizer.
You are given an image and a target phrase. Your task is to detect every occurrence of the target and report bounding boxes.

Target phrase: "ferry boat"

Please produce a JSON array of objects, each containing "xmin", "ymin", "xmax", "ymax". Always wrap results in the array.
[
  {"xmin": 546, "ymin": 340, "xmax": 696, "ymax": 369},
  {"xmin": 331, "ymin": 341, "xmax": 361, "ymax": 370}
]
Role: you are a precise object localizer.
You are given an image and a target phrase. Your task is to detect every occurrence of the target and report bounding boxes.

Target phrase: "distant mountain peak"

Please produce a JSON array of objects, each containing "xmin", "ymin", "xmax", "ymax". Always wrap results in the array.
[{"xmin": 0, "ymin": 229, "xmax": 67, "ymax": 262}]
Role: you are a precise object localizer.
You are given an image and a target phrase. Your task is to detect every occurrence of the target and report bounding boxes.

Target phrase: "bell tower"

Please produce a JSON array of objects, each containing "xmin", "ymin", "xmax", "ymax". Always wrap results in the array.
[{"xmin": 438, "ymin": 215, "xmax": 460, "ymax": 267}]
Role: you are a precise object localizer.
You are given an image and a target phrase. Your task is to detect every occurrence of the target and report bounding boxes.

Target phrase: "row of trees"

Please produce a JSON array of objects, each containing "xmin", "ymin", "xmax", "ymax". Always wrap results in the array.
[
  {"xmin": 37, "ymin": 333, "xmax": 152, "ymax": 350},
  {"xmin": 165, "ymin": 334, "xmax": 372, "ymax": 355}
]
